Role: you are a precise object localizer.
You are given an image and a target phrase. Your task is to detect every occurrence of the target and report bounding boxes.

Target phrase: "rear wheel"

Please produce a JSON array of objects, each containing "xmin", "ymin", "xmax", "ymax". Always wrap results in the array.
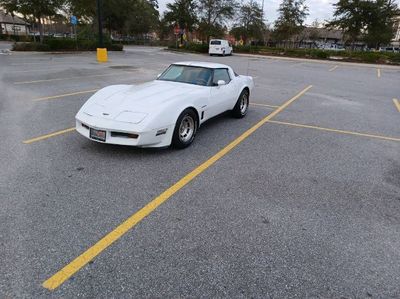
[
  {"xmin": 172, "ymin": 109, "xmax": 198, "ymax": 149},
  {"xmin": 232, "ymin": 89, "xmax": 249, "ymax": 118}
]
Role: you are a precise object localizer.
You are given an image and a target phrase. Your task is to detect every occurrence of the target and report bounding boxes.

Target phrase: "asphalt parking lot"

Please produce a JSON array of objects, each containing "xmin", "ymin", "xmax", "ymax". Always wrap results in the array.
[{"xmin": 1, "ymin": 43, "xmax": 400, "ymax": 297}]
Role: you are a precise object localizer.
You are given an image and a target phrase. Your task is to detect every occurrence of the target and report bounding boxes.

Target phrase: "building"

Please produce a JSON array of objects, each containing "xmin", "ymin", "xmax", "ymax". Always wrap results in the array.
[
  {"xmin": 0, "ymin": 10, "xmax": 30, "ymax": 36},
  {"xmin": 392, "ymin": 16, "xmax": 400, "ymax": 47}
]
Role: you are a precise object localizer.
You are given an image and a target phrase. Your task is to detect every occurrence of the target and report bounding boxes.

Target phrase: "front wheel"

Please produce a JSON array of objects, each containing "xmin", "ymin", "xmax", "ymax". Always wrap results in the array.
[
  {"xmin": 232, "ymin": 89, "xmax": 249, "ymax": 118},
  {"xmin": 172, "ymin": 109, "xmax": 198, "ymax": 149}
]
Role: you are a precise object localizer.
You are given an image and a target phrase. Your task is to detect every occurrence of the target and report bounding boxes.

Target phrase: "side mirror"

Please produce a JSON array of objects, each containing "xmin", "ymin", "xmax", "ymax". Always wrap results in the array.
[{"xmin": 217, "ymin": 80, "xmax": 226, "ymax": 86}]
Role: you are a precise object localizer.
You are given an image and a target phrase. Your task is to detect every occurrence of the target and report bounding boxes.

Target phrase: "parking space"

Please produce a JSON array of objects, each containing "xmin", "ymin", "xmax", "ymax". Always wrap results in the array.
[{"xmin": 1, "ymin": 45, "xmax": 400, "ymax": 297}]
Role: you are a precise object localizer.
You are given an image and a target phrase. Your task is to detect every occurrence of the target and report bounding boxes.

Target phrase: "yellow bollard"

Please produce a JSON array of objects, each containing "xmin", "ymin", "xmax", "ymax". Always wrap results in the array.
[{"xmin": 97, "ymin": 48, "xmax": 108, "ymax": 62}]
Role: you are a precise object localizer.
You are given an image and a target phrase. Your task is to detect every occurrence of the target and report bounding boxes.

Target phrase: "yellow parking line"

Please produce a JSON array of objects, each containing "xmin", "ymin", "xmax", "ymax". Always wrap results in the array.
[
  {"xmin": 377, "ymin": 68, "xmax": 381, "ymax": 78},
  {"xmin": 23, "ymin": 128, "xmax": 76, "ymax": 144},
  {"xmin": 14, "ymin": 72, "xmax": 131, "ymax": 85},
  {"xmin": 42, "ymin": 85, "xmax": 313, "ymax": 291},
  {"xmin": 329, "ymin": 65, "xmax": 338, "ymax": 72},
  {"xmin": 393, "ymin": 98, "xmax": 400, "ymax": 112},
  {"xmin": 33, "ymin": 89, "xmax": 99, "ymax": 101},
  {"xmin": 250, "ymin": 103, "xmax": 279, "ymax": 108},
  {"xmin": 268, "ymin": 120, "xmax": 400, "ymax": 142}
]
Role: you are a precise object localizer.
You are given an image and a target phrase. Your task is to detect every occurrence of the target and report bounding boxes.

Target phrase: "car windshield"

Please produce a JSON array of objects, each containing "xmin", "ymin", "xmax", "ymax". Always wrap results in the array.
[
  {"xmin": 158, "ymin": 65, "xmax": 212, "ymax": 86},
  {"xmin": 210, "ymin": 40, "xmax": 221, "ymax": 45}
]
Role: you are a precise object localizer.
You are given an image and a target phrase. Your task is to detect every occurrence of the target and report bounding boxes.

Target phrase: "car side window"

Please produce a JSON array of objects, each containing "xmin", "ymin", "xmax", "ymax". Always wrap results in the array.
[{"xmin": 212, "ymin": 69, "xmax": 231, "ymax": 85}]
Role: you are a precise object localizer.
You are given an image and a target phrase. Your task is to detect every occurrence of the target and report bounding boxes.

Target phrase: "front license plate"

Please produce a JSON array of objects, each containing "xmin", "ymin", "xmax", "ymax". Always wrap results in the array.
[{"xmin": 90, "ymin": 128, "xmax": 106, "ymax": 142}]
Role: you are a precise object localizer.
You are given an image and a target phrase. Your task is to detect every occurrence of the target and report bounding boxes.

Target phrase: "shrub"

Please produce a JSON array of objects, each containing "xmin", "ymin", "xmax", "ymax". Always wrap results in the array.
[
  {"xmin": 1, "ymin": 34, "xmax": 32, "ymax": 42},
  {"xmin": 184, "ymin": 43, "xmax": 209, "ymax": 53},
  {"xmin": 12, "ymin": 42, "xmax": 50, "ymax": 51},
  {"xmin": 12, "ymin": 38, "xmax": 123, "ymax": 52}
]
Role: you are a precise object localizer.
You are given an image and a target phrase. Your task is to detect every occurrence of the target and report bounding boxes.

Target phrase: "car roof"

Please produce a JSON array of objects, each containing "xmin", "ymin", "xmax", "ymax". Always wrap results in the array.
[{"xmin": 173, "ymin": 61, "xmax": 230, "ymax": 69}]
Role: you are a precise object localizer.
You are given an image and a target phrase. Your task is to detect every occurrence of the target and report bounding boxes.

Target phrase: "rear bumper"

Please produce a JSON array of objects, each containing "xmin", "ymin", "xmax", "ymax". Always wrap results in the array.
[
  {"xmin": 75, "ymin": 113, "xmax": 174, "ymax": 148},
  {"xmin": 209, "ymin": 49, "xmax": 229, "ymax": 55}
]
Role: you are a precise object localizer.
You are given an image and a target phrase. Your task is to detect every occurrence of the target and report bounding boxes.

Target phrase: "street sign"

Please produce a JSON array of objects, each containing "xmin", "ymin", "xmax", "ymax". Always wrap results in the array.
[{"xmin": 70, "ymin": 15, "xmax": 78, "ymax": 25}]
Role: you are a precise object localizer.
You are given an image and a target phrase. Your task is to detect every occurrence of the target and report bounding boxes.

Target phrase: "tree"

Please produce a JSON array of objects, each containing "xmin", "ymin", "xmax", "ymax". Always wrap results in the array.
[
  {"xmin": 273, "ymin": 0, "xmax": 309, "ymax": 47},
  {"xmin": 66, "ymin": 0, "xmax": 159, "ymax": 39},
  {"xmin": 197, "ymin": 0, "xmax": 238, "ymax": 42},
  {"xmin": 362, "ymin": 0, "xmax": 399, "ymax": 48},
  {"xmin": 230, "ymin": 0, "xmax": 266, "ymax": 44},
  {"xmin": 21, "ymin": 0, "xmax": 64, "ymax": 42},
  {"xmin": 163, "ymin": 0, "xmax": 198, "ymax": 42},
  {"xmin": 328, "ymin": 0, "xmax": 399, "ymax": 49},
  {"xmin": 327, "ymin": 0, "xmax": 369, "ymax": 47},
  {"xmin": 0, "ymin": 0, "xmax": 65, "ymax": 42}
]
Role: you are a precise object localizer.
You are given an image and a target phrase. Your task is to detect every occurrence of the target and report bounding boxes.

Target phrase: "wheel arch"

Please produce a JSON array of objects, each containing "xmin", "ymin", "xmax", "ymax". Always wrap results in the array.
[
  {"xmin": 238, "ymin": 86, "xmax": 250, "ymax": 99},
  {"xmin": 181, "ymin": 106, "xmax": 200, "ymax": 128}
]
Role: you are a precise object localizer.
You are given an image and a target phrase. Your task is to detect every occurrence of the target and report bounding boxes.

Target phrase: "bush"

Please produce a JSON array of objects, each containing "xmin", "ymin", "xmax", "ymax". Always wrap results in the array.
[
  {"xmin": 12, "ymin": 42, "xmax": 50, "ymax": 51},
  {"xmin": 184, "ymin": 43, "xmax": 209, "ymax": 53},
  {"xmin": 12, "ymin": 38, "xmax": 123, "ymax": 52},
  {"xmin": 168, "ymin": 43, "xmax": 209, "ymax": 53},
  {"xmin": 0, "ymin": 34, "xmax": 32, "ymax": 42},
  {"xmin": 165, "ymin": 42, "xmax": 400, "ymax": 65}
]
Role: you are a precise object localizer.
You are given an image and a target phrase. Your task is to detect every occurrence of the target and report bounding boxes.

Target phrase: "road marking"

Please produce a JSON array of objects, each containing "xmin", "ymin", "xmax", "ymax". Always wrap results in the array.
[
  {"xmin": 14, "ymin": 72, "xmax": 132, "ymax": 85},
  {"xmin": 329, "ymin": 65, "xmax": 338, "ymax": 72},
  {"xmin": 250, "ymin": 103, "xmax": 279, "ymax": 108},
  {"xmin": 393, "ymin": 98, "xmax": 400, "ymax": 112},
  {"xmin": 42, "ymin": 85, "xmax": 313, "ymax": 290},
  {"xmin": 377, "ymin": 68, "xmax": 381, "ymax": 78},
  {"xmin": 33, "ymin": 89, "xmax": 99, "ymax": 101},
  {"xmin": 23, "ymin": 128, "xmax": 76, "ymax": 144},
  {"xmin": 268, "ymin": 120, "xmax": 400, "ymax": 142}
]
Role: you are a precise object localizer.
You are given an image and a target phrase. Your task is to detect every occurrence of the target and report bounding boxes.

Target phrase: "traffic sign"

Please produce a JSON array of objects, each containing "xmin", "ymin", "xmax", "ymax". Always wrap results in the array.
[{"xmin": 70, "ymin": 16, "xmax": 78, "ymax": 25}]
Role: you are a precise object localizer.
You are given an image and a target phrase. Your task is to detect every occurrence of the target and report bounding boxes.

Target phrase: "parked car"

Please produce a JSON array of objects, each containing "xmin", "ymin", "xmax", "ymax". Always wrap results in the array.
[
  {"xmin": 75, "ymin": 61, "xmax": 254, "ymax": 149},
  {"xmin": 209, "ymin": 39, "xmax": 233, "ymax": 56},
  {"xmin": 379, "ymin": 47, "xmax": 400, "ymax": 53}
]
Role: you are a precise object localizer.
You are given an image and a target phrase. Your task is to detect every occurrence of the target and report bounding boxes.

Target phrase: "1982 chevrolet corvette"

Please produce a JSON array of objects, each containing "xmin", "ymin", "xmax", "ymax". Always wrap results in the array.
[{"xmin": 75, "ymin": 61, "xmax": 254, "ymax": 148}]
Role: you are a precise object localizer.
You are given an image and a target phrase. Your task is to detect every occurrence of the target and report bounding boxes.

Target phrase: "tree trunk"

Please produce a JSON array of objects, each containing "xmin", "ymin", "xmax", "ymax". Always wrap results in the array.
[{"xmin": 38, "ymin": 17, "xmax": 44, "ymax": 43}]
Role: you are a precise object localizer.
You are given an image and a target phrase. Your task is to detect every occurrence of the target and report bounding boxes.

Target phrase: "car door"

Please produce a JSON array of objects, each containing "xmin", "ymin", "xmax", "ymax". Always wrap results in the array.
[{"xmin": 207, "ymin": 68, "xmax": 236, "ymax": 119}]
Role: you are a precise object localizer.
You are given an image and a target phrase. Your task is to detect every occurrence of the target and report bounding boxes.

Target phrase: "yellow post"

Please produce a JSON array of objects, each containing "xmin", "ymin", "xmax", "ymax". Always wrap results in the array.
[{"xmin": 97, "ymin": 48, "xmax": 108, "ymax": 62}]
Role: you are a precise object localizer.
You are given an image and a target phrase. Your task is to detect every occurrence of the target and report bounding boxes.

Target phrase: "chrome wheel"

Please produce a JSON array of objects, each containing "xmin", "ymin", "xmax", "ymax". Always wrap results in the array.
[
  {"xmin": 179, "ymin": 115, "xmax": 195, "ymax": 143},
  {"xmin": 240, "ymin": 93, "xmax": 249, "ymax": 115}
]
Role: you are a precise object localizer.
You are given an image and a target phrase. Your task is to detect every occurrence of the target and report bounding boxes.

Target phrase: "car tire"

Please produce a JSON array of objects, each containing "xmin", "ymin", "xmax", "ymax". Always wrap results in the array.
[
  {"xmin": 232, "ymin": 89, "xmax": 249, "ymax": 118},
  {"xmin": 172, "ymin": 109, "xmax": 198, "ymax": 149},
  {"xmin": 222, "ymin": 51, "xmax": 225, "ymax": 57}
]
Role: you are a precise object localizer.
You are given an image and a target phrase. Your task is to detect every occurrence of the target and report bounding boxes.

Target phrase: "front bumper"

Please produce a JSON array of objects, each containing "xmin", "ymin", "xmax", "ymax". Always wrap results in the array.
[{"xmin": 75, "ymin": 113, "xmax": 174, "ymax": 148}]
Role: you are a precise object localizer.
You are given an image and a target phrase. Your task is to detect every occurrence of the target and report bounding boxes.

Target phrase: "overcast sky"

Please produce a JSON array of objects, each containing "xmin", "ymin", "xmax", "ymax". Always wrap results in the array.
[
  {"xmin": 158, "ymin": 0, "xmax": 400, "ymax": 26},
  {"xmin": 158, "ymin": 0, "xmax": 335, "ymax": 25}
]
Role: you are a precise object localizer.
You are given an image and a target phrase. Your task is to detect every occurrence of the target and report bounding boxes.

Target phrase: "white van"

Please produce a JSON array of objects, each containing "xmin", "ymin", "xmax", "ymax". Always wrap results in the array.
[{"xmin": 209, "ymin": 39, "xmax": 233, "ymax": 56}]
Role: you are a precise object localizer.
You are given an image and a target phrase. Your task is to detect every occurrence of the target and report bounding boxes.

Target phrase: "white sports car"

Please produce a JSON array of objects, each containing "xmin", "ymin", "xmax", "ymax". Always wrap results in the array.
[{"xmin": 75, "ymin": 61, "xmax": 254, "ymax": 148}]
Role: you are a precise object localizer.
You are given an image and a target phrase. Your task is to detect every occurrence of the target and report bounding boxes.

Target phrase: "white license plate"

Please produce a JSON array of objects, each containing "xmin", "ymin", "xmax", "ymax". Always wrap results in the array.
[{"xmin": 90, "ymin": 128, "xmax": 106, "ymax": 142}]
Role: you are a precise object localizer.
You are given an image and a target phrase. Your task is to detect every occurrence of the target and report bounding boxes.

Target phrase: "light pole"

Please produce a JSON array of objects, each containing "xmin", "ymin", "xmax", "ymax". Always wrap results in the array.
[
  {"xmin": 96, "ymin": 0, "xmax": 107, "ymax": 62},
  {"xmin": 96, "ymin": 0, "xmax": 103, "ymax": 48}
]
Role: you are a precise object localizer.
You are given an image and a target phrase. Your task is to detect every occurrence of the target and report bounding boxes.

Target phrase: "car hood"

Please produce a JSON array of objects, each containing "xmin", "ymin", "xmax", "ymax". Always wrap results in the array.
[{"xmin": 82, "ymin": 81, "xmax": 205, "ymax": 124}]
